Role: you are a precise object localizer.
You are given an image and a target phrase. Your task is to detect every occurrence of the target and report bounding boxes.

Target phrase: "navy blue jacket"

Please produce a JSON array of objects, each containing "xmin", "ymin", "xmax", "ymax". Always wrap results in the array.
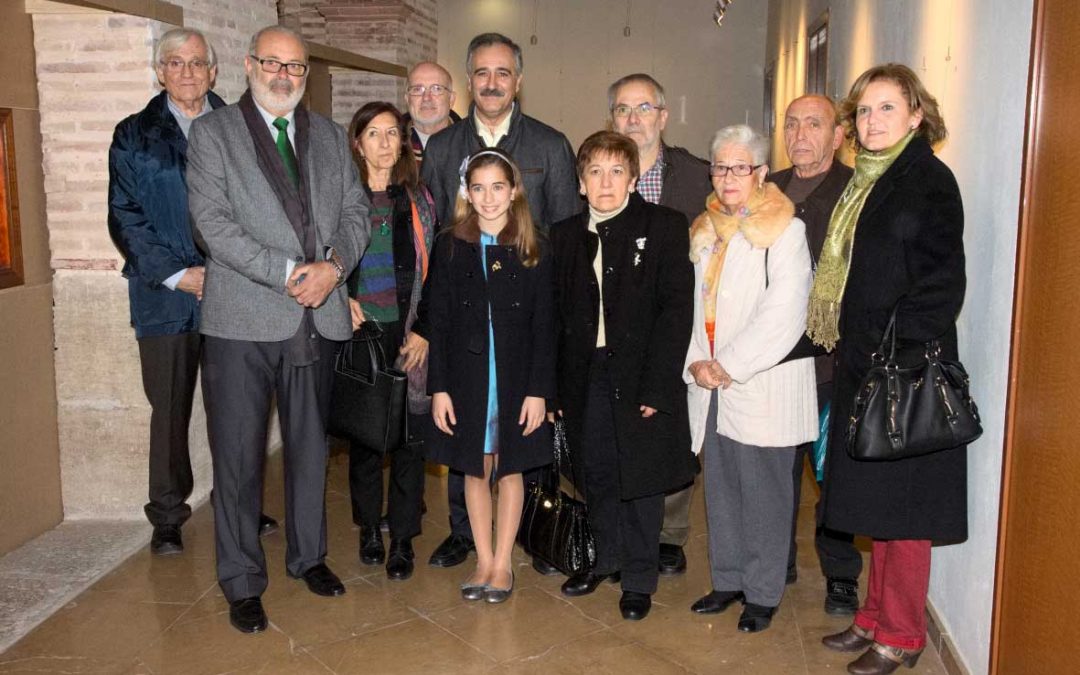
[{"xmin": 108, "ymin": 90, "xmax": 226, "ymax": 338}]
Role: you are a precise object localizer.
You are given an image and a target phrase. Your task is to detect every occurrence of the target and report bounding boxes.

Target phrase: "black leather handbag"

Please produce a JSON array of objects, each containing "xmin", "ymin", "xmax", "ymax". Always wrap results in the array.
[
  {"xmin": 847, "ymin": 308, "xmax": 982, "ymax": 461},
  {"xmin": 517, "ymin": 419, "xmax": 597, "ymax": 576},
  {"xmin": 327, "ymin": 321, "xmax": 408, "ymax": 455}
]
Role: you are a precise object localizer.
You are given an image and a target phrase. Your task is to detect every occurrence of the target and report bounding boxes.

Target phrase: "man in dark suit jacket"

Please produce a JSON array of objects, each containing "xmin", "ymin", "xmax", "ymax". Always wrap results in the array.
[
  {"xmin": 420, "ymin": 33, "xmax": 582, "ymax": 571},
  {"xmin": 767, "ymin": 94, "xmax": 860, "ymax": 616},
  {"xmin": 107, "ymin": 28, "xmax": 283, "ymax": 557},
  {"xmin": 187, "ymin": 25, "xmax": 368, "ymax": 634},
  {"xmin": 608, "ymin": 73, "xmax": 712, "ymax": 577}
]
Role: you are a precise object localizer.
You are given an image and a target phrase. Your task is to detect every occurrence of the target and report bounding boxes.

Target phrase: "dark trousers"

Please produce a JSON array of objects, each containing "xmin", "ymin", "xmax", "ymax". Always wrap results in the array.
[
  {"xmin": 202, "ymin": 334, "xmax": 336, "ymax": 603},
  {"xmin": 347, "ymin": 318, "xmax": 426, "ymax": 541},
  {"xmin": 582, "ymin": 349, "xmax": 664, "ymax": 595},
  {"xmin": 138, "ymin": 332, "xmax": 201, "ymax": 527},
  {"xmin": 787, "ymin": 382, "xmax": 862, "ymax": 581}
]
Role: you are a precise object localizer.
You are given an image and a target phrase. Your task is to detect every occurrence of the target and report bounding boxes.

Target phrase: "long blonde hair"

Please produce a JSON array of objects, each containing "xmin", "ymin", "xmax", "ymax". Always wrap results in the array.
[{"xmin": 451, "ymin": 150, "xmax": 540, "ymax": 268}]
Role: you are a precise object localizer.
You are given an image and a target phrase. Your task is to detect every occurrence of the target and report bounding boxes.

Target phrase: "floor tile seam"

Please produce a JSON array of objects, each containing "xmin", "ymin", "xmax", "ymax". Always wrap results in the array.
[
  {"xmin": 294, "ymin": 613, "xmax": 422, "ymax": 651},
  {"xmin": 495, "ymin": 624, "xmax": 612, "ymax": 666},
  {"xmin": 296, "ymin": 644, "xmax": 340, "ymax": 675},
  {"xmin": 414, "ymin": 613, "xmax": 499, "ymax": 665},
  {"xmin": 533, "ymin": 584, "xmax": 617, "ymax": 628},
  {"xmin": 615, "ymin": 632, "xmax": 698, "ymax": 674},
  {"xmin": 786, "ymin": 590, "xmax": 813, "ymax": 675}
]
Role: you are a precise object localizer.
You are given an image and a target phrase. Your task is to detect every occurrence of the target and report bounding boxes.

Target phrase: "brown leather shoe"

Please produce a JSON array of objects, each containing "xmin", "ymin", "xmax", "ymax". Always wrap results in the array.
[
  {"xmin": 846, "ymin": 642, "xmax": 922, "ymax": 675},
  {"xmin": 822, "ymin": 623, "xmax": 874, "ymax": 652}
]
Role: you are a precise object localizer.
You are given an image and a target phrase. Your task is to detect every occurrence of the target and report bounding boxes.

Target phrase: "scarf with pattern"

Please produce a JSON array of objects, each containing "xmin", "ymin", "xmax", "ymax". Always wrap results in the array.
[{"xmin": 806, "ymin": 131, "xmax": 915, "ymax": 350}]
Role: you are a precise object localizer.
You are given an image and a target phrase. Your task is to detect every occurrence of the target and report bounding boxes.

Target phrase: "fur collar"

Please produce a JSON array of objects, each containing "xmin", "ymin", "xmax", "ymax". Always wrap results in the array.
[{"xmin": 689, "ymin": 182, "xmax": 794, "ymax": 262}]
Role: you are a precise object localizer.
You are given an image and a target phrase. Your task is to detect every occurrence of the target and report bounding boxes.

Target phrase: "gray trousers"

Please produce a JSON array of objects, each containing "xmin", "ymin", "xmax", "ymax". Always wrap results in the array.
[
  {"xmin": 202, "ymin": 335, "xmax": 336, "ymax": 603},
  {"xmin": 660, "ymin": 480, "xmax": 693, "ymax": 546},
  {"xmin": 703, "ymin": 393, "xmax": 795, "ymax": 607}
]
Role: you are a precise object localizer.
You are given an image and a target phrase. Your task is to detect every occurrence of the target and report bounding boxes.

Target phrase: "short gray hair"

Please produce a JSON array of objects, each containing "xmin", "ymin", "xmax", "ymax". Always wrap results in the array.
[
  {"xmin": 709, "ymin": 124, "xmax": 770, "ymax": 165},
  {"xmin": 466, "ymin": 33, "xmax": 523, "ymax": 75},
  {"xmin": 607, "ymin": 73, "xmax": 666, "ymax": 112},
  {"xmin": 249, "ymin": 25, "xmax": 309, "ymax": 62},
  {"xmin": 155, "ymin": 28, "xmax": 216, "ymax": 68}
]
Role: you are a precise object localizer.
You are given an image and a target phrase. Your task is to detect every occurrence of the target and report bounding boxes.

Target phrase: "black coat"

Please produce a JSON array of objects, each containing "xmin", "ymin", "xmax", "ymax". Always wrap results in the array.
[
  {"xmin": 425, "ymin": 233, "xmax": 556, "ymax": 477},
  {"xmin": 659, "ymin": 143, "xmax": 713, "ymax": 225},
  {"xmin": 550, "ymin": 193, "xmax": 698, "ymax": 500},
  {"xmin": 769, "ymin": 160, "xmax": 853, "ymax": 265},
  {"xmin": 821, "ymin": 137, "xmax": 968, "ymax": 542}
]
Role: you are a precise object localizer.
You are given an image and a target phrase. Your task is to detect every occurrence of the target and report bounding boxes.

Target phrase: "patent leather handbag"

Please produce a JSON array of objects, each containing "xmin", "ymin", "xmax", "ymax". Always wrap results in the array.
[
  {"xmin": 517, "ymin": 419, "xmax": 597, "ymax": 576},
  {"xmin": 847, "ymin": 308, "xmax": 982, "ymax": 461},
  {"xmin": 327, "ymin": 320, "xmax": 408, "ymax": 455}
]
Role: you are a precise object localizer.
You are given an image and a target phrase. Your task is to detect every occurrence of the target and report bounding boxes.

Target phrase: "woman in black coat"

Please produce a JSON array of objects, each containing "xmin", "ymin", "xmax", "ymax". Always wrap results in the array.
[
  {"xmin": 426, "ymin": 149, "xmax": 555, "ymax": 604},
  {"xmin": 809, "ymin": 65, "xmax": 966, "ymax": 675},
  {"xmin": 551, "ymin": 131, "xmax": 697, "ymax": 621}
]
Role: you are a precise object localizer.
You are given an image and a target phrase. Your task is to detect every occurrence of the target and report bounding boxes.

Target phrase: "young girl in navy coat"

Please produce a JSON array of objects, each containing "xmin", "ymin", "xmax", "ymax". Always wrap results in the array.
[{"xmin": 426, "ymin": 149, "xmax": 556, "ymax": 603}]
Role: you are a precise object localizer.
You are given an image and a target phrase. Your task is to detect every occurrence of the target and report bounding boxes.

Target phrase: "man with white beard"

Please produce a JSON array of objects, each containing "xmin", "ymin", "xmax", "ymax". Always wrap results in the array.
[{"xmin": 186, "ymin": 25, "xmax": 369, "ymax": 634}]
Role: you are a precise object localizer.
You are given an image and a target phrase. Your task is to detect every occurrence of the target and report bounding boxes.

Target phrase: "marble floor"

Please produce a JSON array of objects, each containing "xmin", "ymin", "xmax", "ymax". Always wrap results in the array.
[{"xmin": 0, "ymin": 449, "xmax": 948, "ymax": 674}]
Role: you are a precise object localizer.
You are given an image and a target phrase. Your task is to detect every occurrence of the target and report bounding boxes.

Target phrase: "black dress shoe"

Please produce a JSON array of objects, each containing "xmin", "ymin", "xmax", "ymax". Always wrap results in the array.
[
  {"xmin": 150, "ymin": 525, "xmax": 183, "ymax": 555},
  {"xmin": 825, "ymin": 577, "xmax": 860, "ymax": 615},
  {"xmin": 737, "ymin": 603, "xmax": 777, "ymax": 632},
  {"xmin": 560, "ymin": 571, "xmax": 620, "ymax": 597},
  {"xmin": 532, "ymin": 557, "xmax": 561, "ymax": 576},
  {"xmin": 428, "ymin": 534, "xmax": 474, "ymax": 568},
  {"xmin": 619, "ymin": 591, "xmax": 652, "ymax": 620},
  {"xmin": 360, "ymin": 526, "xmax": 385, "ymax": 565},
  {"xmin": 385, "ymin": 539, "xmax": 415, "ymax": 581},
  {"xmin": 259, "ymin": 514, "xmax": 279, "ymax": 537},
  {"xmin": 229, "ymin": 597, "xmax": 268, "ymax": 634},
  {"xmin": 658, "ymin": 543, "xmax": 687, "ymax": 576},
  {"xmin": 690, "ymin": 590, "xmax": 744, "ymax": 614},
  {"xmin": 294, "ymin": 563, "xmax": 346, "ymax": 597}
]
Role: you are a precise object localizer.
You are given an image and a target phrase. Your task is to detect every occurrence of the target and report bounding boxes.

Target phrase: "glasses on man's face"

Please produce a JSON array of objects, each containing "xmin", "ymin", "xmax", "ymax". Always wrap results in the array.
[
  {"xmin": 611, "ymin": 102, "xmax": 665, "ymax": 118},
  {"xmin": 250, "ymin": 56, "xmax": 309, "ymax": 77},
  {"xmin": 709, "ymin": 163, "xmax": 763, "ymax": 177},
  {"xmin": 406, "ymin": 84, "xmax": 450, "ymax": 97},
  {"xmin": 162, "ymin": 58, "xmax": 210, "ymax": 73}
]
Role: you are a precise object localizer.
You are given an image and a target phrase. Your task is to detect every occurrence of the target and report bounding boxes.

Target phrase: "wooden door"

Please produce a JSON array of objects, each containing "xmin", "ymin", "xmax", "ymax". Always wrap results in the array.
[{"xmin": 992, "ymin": 1, "xmax": 1080, "ymax": 672}]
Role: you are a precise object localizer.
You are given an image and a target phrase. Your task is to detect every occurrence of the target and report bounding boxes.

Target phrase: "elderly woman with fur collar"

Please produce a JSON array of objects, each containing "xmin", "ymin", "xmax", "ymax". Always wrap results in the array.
[{"xmin": 684, "ymin": 124, "xmax": 818, "ymax": 633}]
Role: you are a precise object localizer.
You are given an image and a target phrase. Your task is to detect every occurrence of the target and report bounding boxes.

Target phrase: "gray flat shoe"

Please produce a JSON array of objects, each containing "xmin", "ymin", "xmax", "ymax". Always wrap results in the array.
[{"xmin": 483, "ymin": 569, "xmax": 514, "ymax": 604}]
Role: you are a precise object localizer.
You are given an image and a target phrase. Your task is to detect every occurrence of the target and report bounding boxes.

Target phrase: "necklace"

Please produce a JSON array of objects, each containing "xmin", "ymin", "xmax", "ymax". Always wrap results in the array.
[{"xmin": 379, "ymin": 215, "xmax": 390, "ymax": 236}]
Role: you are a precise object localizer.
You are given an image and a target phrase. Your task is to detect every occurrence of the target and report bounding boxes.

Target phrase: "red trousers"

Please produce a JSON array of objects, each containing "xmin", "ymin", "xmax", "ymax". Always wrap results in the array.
[{"xmin": 853, "ymin": 539, "xmax": 931, "ymax": 650}]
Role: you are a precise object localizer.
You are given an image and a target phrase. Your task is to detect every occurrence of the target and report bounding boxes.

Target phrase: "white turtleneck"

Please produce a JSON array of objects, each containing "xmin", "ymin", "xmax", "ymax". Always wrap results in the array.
[{"xmin": 587, "ymin": 194, "xmax": 631, "ymax": 347}]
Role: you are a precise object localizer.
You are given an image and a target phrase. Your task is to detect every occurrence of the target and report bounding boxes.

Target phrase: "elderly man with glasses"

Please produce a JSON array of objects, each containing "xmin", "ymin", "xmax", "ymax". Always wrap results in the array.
[
  {"xmin": 108, "ymin": 28, "xmax": 279, "ymax": 557},
  {"xmin": 186, "ymin": 25, "xmax": 369, "ymax": 634},
  {"xmin": 607, "ymin": 73, "xmax": 711, "ymax": 579},
  {"xmin": 403, "ymin": 61, "xmax": 461, "ymax": 166}
]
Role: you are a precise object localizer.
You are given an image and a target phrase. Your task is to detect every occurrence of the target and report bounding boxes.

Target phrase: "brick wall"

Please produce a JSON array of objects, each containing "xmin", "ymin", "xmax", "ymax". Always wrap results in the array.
[{"xmin": 31, "ymin": 1, "xmax": 276, "ymax": 519}]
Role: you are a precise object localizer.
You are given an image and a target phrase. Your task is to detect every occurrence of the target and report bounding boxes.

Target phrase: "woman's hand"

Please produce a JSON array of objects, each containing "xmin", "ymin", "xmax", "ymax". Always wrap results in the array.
[
  {"xmin": 640, "ymin": 405, "xmax": 657, "ymax": 418},
  {"xmin": 349, "ymin": 298, "xmax": 365, "ymax": 331},
  {"xmin": 689, "ymin": 360, "xmax": 722, "ymax": 389},
  {"xmin": 399, "ymin": 332, "xmax": 429, "ymax": 372},
  {"xmin": 519, "ymin": 396, "xmax": 547, "ymax": 436},
  {"xmin": 708, "ymin": 361, "xmax": 733, "ymax": 390},
  {"xmin": 432, "ymin": 392, "xmax": 456, "ymax": 436}
]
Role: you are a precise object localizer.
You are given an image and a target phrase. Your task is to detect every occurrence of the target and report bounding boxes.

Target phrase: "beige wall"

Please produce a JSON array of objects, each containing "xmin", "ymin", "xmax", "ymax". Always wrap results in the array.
[
  {"xmin": 437, "ymin": 0, "xmax": 768, "ymax": 158},
  {"xmin": 0, "ymin": 2, "xmax": 63, "ymax": 555}
]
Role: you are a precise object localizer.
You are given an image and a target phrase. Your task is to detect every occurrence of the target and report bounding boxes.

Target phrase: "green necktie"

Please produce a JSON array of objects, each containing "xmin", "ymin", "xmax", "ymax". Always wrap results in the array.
[{"xmin": 272, "ymin": 117, "xmax": 299, "ymax": 188}]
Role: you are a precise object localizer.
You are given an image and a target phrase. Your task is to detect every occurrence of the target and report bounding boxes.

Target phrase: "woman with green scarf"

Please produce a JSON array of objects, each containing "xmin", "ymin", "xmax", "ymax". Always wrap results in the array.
[{"xmin": 813, "ymin": 65, "xmax": 967, "ymax": 675}]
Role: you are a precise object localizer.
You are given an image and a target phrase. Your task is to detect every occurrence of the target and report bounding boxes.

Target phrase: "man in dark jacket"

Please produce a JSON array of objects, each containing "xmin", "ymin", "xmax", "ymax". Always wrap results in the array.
[
  {"xmin": 767, "ymin": 93, "xmax": 860, "ymax": 616},
  {"xmin": 402, "ymin": 61, "xmax": 460, "ymax": 168},
  {"xmin": 107, "ymin": 28, "xmax": 277, "ymax": 557},
  {"xmin": 609, "ymin": 73, "xmax": 712, "ymax": 577},
  {"xmin": 421, "ymin": 33, "xmax": 582, "ymax": 570}
]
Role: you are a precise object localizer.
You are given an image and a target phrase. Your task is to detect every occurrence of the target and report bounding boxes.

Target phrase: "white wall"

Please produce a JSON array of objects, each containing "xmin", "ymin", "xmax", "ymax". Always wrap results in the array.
[
  {"xmin": 767, "ymin": 2, "xmax": 1031, "ymax": 673},
  {"xmin": 436, "ymin": 0, "xmax": 768, "ymax": 158}
]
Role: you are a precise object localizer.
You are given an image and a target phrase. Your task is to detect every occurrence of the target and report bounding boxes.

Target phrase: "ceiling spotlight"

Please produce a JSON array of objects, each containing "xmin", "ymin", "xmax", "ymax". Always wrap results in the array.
[{"xmin": 713, "ymin": 0, "xmax": 734, "ymax": 27}]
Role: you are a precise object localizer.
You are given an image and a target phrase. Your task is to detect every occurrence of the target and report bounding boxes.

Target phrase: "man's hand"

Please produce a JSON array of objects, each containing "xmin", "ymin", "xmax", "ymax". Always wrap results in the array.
[
  {"xmin": 688, "ymin": 359, "xmax": 722, "ymax": 389},
  {"xmin": 432, "ymin": 392, "xmax": 456, "ymax": 436},
  {"xmin": 348, "ymin": 298, "xmax": 365, "ymax": 331},
  {"xmin": 176, "ymin": 266, "xmax": 205, "ymax": 301},
  {"xmin": 399, "ymin": 332, "xmax": 429, "ymax": 372},
  {"xmin": 287, "ymin": 261, "xmax": 337, "ymax": 307},
  {"xmin": 519, "ymin": 396, "xmax": 546, "ymax": 436},
  {"xmin": 640, "ymin": 405, "xmax": 658, "ymax": 418}
]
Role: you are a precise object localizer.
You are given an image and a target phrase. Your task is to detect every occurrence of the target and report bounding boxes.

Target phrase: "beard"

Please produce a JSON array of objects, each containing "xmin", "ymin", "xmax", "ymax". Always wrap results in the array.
[{"xmin": 249, "ymin": 73, "xmax": 305, "ymax": 113}]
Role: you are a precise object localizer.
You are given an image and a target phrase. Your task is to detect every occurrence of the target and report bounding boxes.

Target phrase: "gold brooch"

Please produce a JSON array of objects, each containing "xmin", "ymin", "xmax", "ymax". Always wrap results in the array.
[{"xmin": 491, "ymin": 261, "xmax": 502, "ymax": 272}]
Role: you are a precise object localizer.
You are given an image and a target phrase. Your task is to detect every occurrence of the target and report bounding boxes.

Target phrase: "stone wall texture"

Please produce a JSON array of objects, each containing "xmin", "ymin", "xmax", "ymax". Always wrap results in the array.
[{"xmin": 32, "ymin": 0, "xmax": 276, "ymax": 519}]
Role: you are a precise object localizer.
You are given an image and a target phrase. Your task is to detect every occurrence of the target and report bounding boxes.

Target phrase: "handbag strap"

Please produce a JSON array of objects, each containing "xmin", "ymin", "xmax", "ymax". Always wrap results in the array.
[
  {"xmin": 873, "ymin": 305, "xmax": 900, "ymax": 365},
  {"xmin": 551, "ymin": 418, "xmax": 583, "ymax": 504}
]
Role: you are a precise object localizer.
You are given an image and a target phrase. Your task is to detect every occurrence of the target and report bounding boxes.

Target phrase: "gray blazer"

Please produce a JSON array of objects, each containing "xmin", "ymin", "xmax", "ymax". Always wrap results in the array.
[{"xmin": 187, "ymin": 104, "xmax": 369, "ymax": 342}]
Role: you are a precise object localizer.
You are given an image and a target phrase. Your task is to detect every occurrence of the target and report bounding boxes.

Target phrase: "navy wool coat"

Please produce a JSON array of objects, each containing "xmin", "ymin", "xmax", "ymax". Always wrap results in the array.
[
  {"xmin": 822, "ymin": 136, "xmax": 968, "ymax": 542},
  {"xmin": 425, "ymin": 233, "xmax": 557, "ymax": 477},
  {"xmin": 549, "ymin": 193, "xmax": 698, "ymax": 500},
  {"xmin": 107, "ymin": 90, "xmax": 226, "ymax": 338}
]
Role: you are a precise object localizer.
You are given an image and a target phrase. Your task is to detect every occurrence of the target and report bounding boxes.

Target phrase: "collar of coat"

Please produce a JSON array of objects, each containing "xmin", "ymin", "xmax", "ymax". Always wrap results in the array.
[
  {"xmin": 465, "ymin": 100, "xmax": 523, "ymax": 147},
  {"xmin": 689, "ymin": 182, "xmax": 794, "ymax": 263},
  {"xmin": 140, "ymin": 89, "xmax": 226, "ymax": 142}
]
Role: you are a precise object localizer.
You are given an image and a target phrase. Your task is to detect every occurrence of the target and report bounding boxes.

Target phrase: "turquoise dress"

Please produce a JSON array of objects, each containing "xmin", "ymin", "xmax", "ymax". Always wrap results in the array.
[{"xmin": 479, "ymin": 232, "xmax": 499, "ymax": 455}]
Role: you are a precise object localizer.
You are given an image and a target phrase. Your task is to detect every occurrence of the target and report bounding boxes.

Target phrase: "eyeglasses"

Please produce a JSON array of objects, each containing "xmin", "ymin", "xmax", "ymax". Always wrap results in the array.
[
  {"xmin": 249, "ymin": 56, "xmax": 309, "ymax": 77},
  {"xmin": 611, "ymin": 102, "xmax": 665, "ymax": 118},
  {"xmin": 709, "ymin": 163, "xmax": 763, "ymax": 177},
  {"xmin": 406, "ymin": 84, "xmax": 451, "ymax": 97},
  {"xmin": 161, "ymin": 58, "xmax": 210, "ymax": 73}
]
